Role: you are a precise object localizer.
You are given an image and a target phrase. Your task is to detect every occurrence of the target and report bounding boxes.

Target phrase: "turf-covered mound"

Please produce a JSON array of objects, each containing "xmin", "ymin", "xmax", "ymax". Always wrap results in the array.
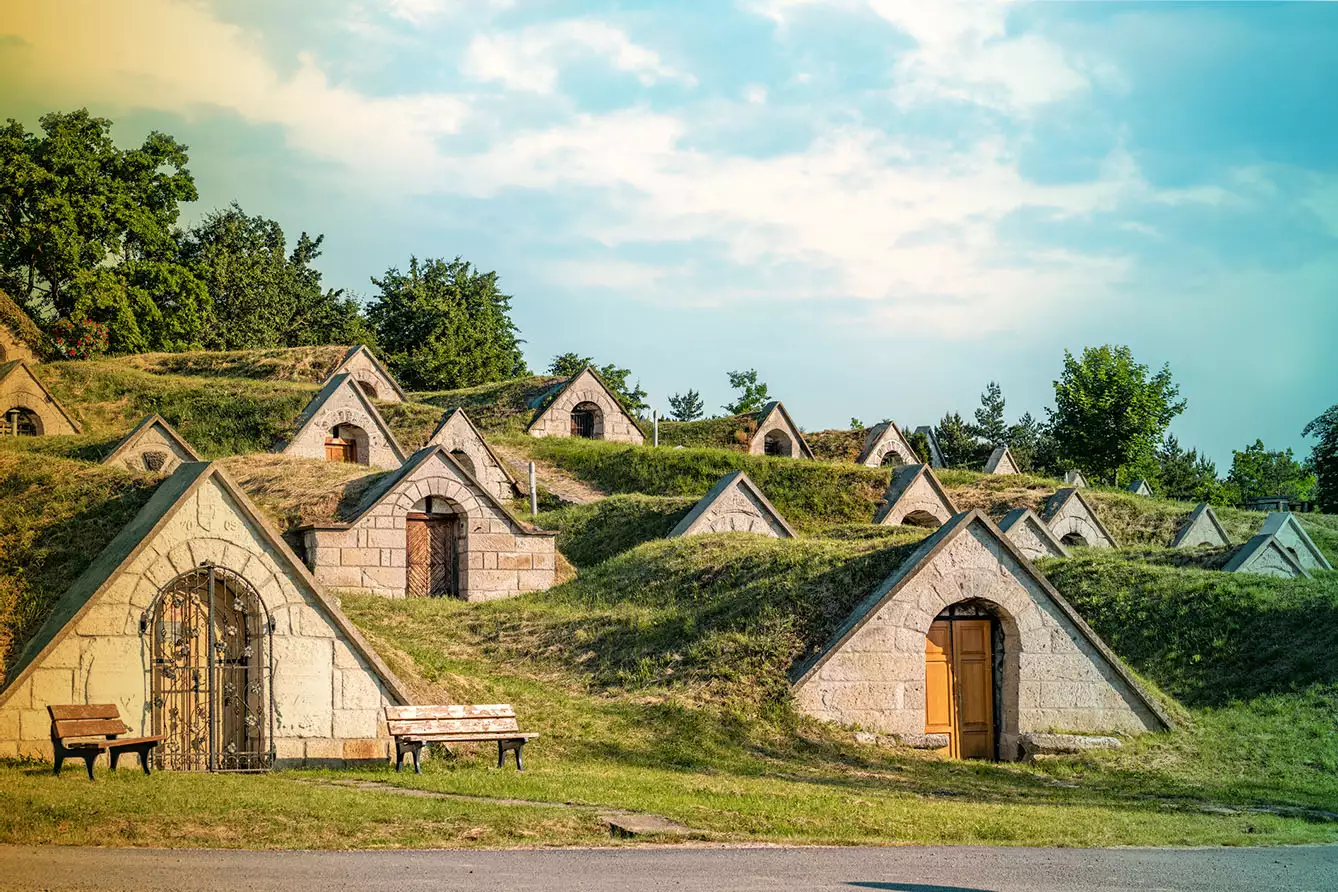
[
  {"xmin": 0, "ymin": 453, "xmax": 160, "ymax": 683},
  {"xmin": 805, "ymin": 429, "xmax": 867, "ymax": 463},
  {"xmin": 1041, "ymin": 551, "xmax": 1338, "ymax": 707},
  {"xmin": 535, "ymin": 495, "xmax": 698, "ymax": 567},
  {"xmin": 118, "ymin": 345, "xmax": 350, "ymax": 382},
  {"xmin": 414, "ymin": 375, "xmax": 567, "ymax": 435},
  {"xmin": 522, "ymin": 439, "xmax": 890, "ymax": 533}
]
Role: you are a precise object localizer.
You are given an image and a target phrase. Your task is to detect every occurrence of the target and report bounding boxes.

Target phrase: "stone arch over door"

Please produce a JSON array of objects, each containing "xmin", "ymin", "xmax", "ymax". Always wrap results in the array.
[
  {"xmin": 326, "ymin": 422, "xmax": 370, "ymax": 464},
  {"xmin": 405, "ymin": 493, "xmax": 465, "ymax": 598},
  {"xmin": 570, "ymin": 401, "xmax": 604, "ymax": 439},
  {"xmin": 925, "ymin": 599, "xmax": 1018, "ymax": 761},
  {"xmin": 356, "ymin": 379, "xmax": 379, "ymax": 400},
  {"xmin": 2, "ymin": 406, "xmax": 41, "ymax": 436},
  {"xmin": 880, "ymin": 448, "xmax": 912, "ymax": 468},
  {"xmin": 763, "ymin": 427, "xmax": 793, "ymax": 457}
]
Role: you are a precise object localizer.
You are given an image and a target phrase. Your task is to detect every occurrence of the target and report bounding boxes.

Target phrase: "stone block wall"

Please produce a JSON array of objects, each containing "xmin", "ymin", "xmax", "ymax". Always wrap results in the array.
[
  {"xmin": 675, "ymin": 482, "xmax": 790, "ymax": 537},
  {"xmin": 0, "ymin": 366, "xmax": 77, "ymax": 435},
  {"xmin": 0, "ymin": 477, "xmax": 398, "ymax": 768},
  {"xmin": 859, "ymin": 423, "xmax": 916, "ymax": 468},
  {"xmin": 528, "ymin": 370, "xmax": 644, "ymax": 444},
  {"xmin": 338, "ymin": 350, "xmax": 401, "ymax": 403},
  {"xmin": 1046, "ymin": 495, "xmax": 1115, "ymax": 549},
  {"xmin": 427, "ymin": 417, "xmax": 516, "ymax": 503},
  {"xmin": 283, "ymin": 382, "xmax": 401, "ymax": 469},
  {"xmin": 876, "ymin": 472, "xmax": 953, "ymax": 527},
  {"xmin": 303, "ymin": 456, "xmax": 556, "ymax": 602},
  {"xmin": 793, "ymin": 526, "xmax": 1162, "ymax": 759},
  {"xmin": 109, "ymin": 424, "xmax": 195, "ymax": 475}
]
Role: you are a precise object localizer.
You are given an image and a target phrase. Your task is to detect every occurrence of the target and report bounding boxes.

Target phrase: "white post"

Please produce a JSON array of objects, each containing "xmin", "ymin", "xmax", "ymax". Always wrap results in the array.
[
  {"xmin": 528, "ymin": 462, "xmax": 538, "ymax": 516},
  {"xmin": 653, "ymin": 410, "xmax": 659, "ymax": 447}
]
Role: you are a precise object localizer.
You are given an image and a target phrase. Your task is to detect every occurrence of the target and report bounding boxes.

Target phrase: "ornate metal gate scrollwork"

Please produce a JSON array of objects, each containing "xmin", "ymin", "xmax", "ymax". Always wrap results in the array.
[{"xmin": 143, "ymin": 563, "xmax": 275, "ymax": 771}]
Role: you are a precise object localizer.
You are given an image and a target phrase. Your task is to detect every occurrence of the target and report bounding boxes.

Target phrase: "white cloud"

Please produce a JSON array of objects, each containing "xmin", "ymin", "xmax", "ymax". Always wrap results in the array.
[
  {"xmin": 383, "ymin": 0, "xmax": 513, "ymax": 27},
  {"xmin": 463, "ymin": 20, "xmax": 695, "ymax": 93},
  {"xmin": 744, "ymin": 84, "xmax": 768, "ymax": 104}
]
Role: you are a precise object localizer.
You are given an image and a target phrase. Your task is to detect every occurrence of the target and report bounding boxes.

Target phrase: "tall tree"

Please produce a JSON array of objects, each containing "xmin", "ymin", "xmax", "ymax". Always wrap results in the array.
[
  {"xmin": 1303, "ymin": 404, "xmax": 1338, "ymax": 513},
  {"xmin": 1158, "ymin": 435, "xmax": 1222, "ymax": 504},
  {"xmin": 935, "ymin": 412, "xmax": 986, "ymax": 469},
  {"xmin": 546, "ymin": 353, "xmax": 647, "ymax": 413},
  {"xmin": 369, "ymin": 257, "xmax": 526, "ymax": 391},
  {"xmin": 972, "ymin": 381, "xmax": 1008, "ymax": 446},
  {"xmin": 0, "ymin": 109, "xmax": 203, "ymax": 349},
  {"xmin": 1226, "ymin": 440, "xmax": 1315, "ymax": 505},
  {"xmin": 182, "ymin": 203, "xmax": 366, "ymax": 349},
  {"xmin": 1048, "ymin": 345, "xmax": 1186, "ymax": 484},
  {"xmin": 723, "ymin": 369, "xmax": 769, "ymax": 415},
  {"xmin": 1004, "ymin": 411, "xmax": 1043, "ymax": 473},
  {"xmin": 668, "ymin": 389, "xmax": 704, "ymax": 422}
]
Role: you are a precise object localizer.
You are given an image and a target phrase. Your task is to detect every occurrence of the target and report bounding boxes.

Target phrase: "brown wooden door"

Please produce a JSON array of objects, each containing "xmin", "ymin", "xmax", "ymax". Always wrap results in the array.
[
  {"xmin": 923, "ymin": 618, "xmax": 995, "ymax": 760},
  {"xmin": 325, "ymin": 438, "xmax": 356, "ymax": 463},
  {"xmin": 406, "ymin": 513, "xmax": 458, "ymax": 598}
]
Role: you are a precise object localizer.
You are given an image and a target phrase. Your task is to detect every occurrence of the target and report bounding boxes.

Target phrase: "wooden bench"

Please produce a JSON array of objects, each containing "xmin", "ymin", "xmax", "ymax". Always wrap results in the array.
[
  {"xmin": 48, "ymin": 705, "xmax": 166, "ymax": 780},
  {"xmin": 385, "ymin": 704, "xmax": 537, "ymax": 773}
]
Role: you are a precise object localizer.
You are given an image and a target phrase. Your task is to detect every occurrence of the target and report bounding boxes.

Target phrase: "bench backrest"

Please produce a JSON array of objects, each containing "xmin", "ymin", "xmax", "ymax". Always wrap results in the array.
[
  {"xmin": 48, "ymin": 704, "xmax": 127, "ymax": 740},
  {"xmin": 385, "ymin": 704, "xmax": 519, "ymax": 736}
]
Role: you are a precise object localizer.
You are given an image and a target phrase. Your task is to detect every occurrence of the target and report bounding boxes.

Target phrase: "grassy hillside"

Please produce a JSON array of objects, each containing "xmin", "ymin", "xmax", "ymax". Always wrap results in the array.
[
  {"xmin": 118, "ymin": 345, "xmax": 349, "ymax": 382},
  {"xmin": 414, "ymin": 376, "xmax": 565, "ymax": 435}
]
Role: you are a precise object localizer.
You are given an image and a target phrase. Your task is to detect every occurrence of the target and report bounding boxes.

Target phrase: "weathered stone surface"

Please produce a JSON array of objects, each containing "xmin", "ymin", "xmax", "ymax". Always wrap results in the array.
[
  {"xmin": 1063, "ymin": 470, "xmax": 1088, "ymax": 488},
  {"xmin": 1258, "ymin": 512, "xmax": 1332, "ymax": 571},
  {"xmin": 984, "ymin": 446, "xmax": 1021, "ymax": 475},
  {"xmin": 792, "ymin": 511, "xmax": 1168, "ymax": 761},
  {"xmin": 857, "ymin": 421, "xmax": 918, "ymax": 468},
  {"xmin": 745, "ymin": 401, "xmax": 813, "ymax": 459},
  {"xmin": 873, "ymin": 464, "xmax": 956, "ymax": 528},
  {"xmin": 325, "ymin": 345, "xmax": 405, "ymax": 403},
  {"xmin": 0, "ymin": 360, "xmax": 79, "ymax": 436},
  {"xmin": 0, "ymin": 463, "xmax": 411, "ymax": 769},
  {"xmin": 1126, "ymin": 478, "xmax": 1153, "ymax": 497},
  {"xmin": 1041, "ymin": 489, "xmax": 1118, "ymax": 550},
  {"xmin": 669, "ymin": 471, "xmax": 795, "ymax": 538},
  {"xmin": 527, "ymin": 368, "xmax": 644, "ymax": 444},
  {"xmin": 1019, "ymin": 732, "xmax": 1121, "ymax": 759},
  {"xmin": 895, "ymin": 732, "xmax": 949, "ymax": 750},
  {"xmin": 101, "ymin": 414, "xmax": 201, "ymax": 476},
  {"xmin": 302, "ymin": 445, "xmax": 556, "ymax": 602},
  {"xmin": 277, "ymin": 373, "xmax": 405, "ymax": 469},
  {"xmin": 998, "ymin": 508, "xmax": 1068, "ymax": 561},
  {"xmin": 1170, "ymin": 502, "xmax": 1231, "ymax": 549},
  {"xmin": 1223, "ymin": 533, "xmax": 1310, "ymax": 578},
  {"xmin": 425, "ymin": 408, "xmax": 522, "ymax": 502}
]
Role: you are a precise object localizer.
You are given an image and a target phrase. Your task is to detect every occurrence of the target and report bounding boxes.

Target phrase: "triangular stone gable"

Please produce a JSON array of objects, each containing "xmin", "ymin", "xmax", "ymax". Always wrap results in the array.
[
  {"xmin": 101, "ymin": 414, "xmax": 201, "ymax": 475},
  {"xmin": 1063, "ymin": 469, "xmax": 1088, "ymax": 488},
  {"xmin": 1127, "ymin": 478, "xmax": 1153, "ymax": 497},
  {"xmin": 1170, "ymin": 503, "xmax": 1231, "ymax": 549},
  {"xmin": 984, "ymin": 445, "xmax": 1021, "ymax": 475},
  {"xmin": 1258, "ymin": 512, "xmax": 1332, "ymax": 571},
  {"xmin": 668, "ymin": 471, "xmax": 796, "ymax": 538},
  {"xmin": 0, "ymin": 462, "xmax": 412, "ymax": 760},
  {"xmin": 278, "ymin": 373, "xmax": 406, "ymax": 469},
  {"xmin": 873, "ymin": 463, "xmax": 957, "ymax": 528},
  {"xmin": 748, "ymin": 401, "xmax": 814, "ymax": 459},
  {"xmin": 1042, "ymin": 488, "xmax": 1118, "ymax": 549},
  {"xmin": 1223, "ymin": 533, "xmax": 1310, "ymax": 579},
  {"xmin": 426, "ymin": 408, "xmax": 522, "ymax": 501},
  {"xmin": 526, "ymin": 367, "xmax": 645, "ymax": 444},
  {"xmin": 328, "ymin": 345, "xmax": 406, "ymax": 403},
  {"xmin": 998, "ymin": 507, "xmax": 1069, "ymax": 561},
  {"xmin": 914, "ymin": 426, "xmax": 945, "ymax": 468},
  {"xmin": 791, "ymin": 510, "xmax": 1171, "ymax": 744},
  {"xmin": 857, "ymin": 420, "xmax": 919, "ymax": 468},
  {"xmin": 0, "ymin": 360, "xmax": 79, "ymax": 435}
]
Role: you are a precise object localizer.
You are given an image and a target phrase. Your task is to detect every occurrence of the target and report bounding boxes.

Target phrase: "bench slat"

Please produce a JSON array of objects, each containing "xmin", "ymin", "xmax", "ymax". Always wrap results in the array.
[
  {"xmin": 69, "ymin": 735, "xmax": 167, "ymax": 750},
  {"xmin": 53, "ymin": 718, "xmax": 128, "ymax": 739},
  {"xmin": 48, "ymin": 704, "xmax": 120, "ymax": 721},
  {"xmin": 388, "ymin": 717, "xmax": 519, "ymax": 735},
  {"xmin": 401, "ymin": 732, "xmax": 539, "ymax": 743},
  {"xmin": 385, "ymin": 704, "xmax": 515, "ymax": 721}
]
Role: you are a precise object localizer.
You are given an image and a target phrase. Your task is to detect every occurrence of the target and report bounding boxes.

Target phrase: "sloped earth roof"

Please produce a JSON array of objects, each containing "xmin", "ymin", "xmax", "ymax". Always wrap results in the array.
[{"xmin": 0, "ymin": 290, "xmax": 47, "ymax": 357}]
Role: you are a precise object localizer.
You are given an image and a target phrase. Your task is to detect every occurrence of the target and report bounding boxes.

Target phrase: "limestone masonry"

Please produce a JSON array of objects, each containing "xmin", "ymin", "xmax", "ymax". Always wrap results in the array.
[
  {"xmin": 102, "ymin": 414, "xmax": 201, "ymax": 476},
  {"xmin": 669, "ymin": 471, "xmax": 796, "ymax": 538},
  {"xmin": 526, "ymin": 367, "xmax": 645, "ymax": 444}
]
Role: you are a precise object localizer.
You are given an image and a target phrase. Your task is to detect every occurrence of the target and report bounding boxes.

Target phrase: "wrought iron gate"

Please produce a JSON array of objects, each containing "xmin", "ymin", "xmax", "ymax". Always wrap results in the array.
[{"xmin": 143, "ymin": 564, "xmax": 274, "ymax": 771}]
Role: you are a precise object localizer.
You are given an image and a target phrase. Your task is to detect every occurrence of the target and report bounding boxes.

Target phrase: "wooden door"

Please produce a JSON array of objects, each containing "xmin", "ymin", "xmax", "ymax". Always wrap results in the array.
[
  {"xmin": 406, "ymin": 513, "xmax": 457, "ymax": 598},
  {"xmin": 923, "ymin": 618, "xmax": 995, "ymax": 760},
  {"xmin": 325, "ymin": 438, "xmax": 356, "ymax": 463},
  {"xmin": 924, "ymin": 620, "xmax": 956, "ymax": 757}
]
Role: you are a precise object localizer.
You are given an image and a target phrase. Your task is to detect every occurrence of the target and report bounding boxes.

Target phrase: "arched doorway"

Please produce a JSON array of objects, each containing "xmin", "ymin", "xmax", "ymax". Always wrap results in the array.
[
  {"xmin": 324, "ymin": 423, "xmax": 368, "ymax": 464},
  {"xmin": 763, "ymin": 428, "xmax": 793, "ymax": 457},
  {"xmin": 1060, "ymin": 532, "xmax": 1088, "ymax": 548},
  {"xmin": 880, "ymin": 450, "xmax": 909, "ymax": 468},
  {"xmin": 357, "ymin": 380, "xmax": 379, "ymax": 400},
  {"xmin": 406, "ymin": 495, "xmax": 460, "ymax": 598},
  {"xmin": 902, "ymin": 509, "xmax": 943, "ymax": 529},
  {"xmin": 144, "ymin": 564, "xmax": 273, "ymax": 771},
  {"xmin": 2, "ymin": 406, "xmax": 40, "ymax": 437},
  {"xmin": 925, "ymin": 600, "xmax": 1012, "ymax": 761},
  {"xmin": 570, "ymin": 402, "xmax": 602, "ymax": 439}
]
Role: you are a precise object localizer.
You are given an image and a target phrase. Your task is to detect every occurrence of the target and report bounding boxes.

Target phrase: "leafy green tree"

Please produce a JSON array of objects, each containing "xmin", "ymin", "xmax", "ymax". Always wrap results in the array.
[
  {"xmin": 1226, "ymin": 440, "xmax": 1315, "ymax": 505},
  {"xmin": 935, "ymin": 412, "xmax": 987, "ymax": 469},
  {"xmin": 1004, "ymin": 411, "xmax": 1043, "ymax": 473},
  {"xmin": 0, "ymin": 109, "xmax": 203, "ymax": 348},
  {"xmin": 906, "ymin": 429, "xmax": 932, "ymax": 465},
  {"xmin": 971, "ymin": 381, "xmax": 1008, "ymax": 446},
  {"xmin": 1048, "ymin": 345, "xmax": 1186, "ymax": 485},
  {"xmin": 723, "ymin": 369, "xmax": 769, "ymax": 415},
  {"xmin": 668, "ymin": 390, "xmax": 704, "ymax": 422},
  {"xmin": 1302, "ymin": 404, "xmax": 1338, "ymax": 513},
  {"xmin": 1157, "ymin": 435, "xmax": 1223, "ymax": 504},
  {"xmin": 849, "ymin": 417, "xmax": 864, "ymax": 430},
  {"xmin": 546, "ymin": 354, "xmax": 648, "ymax": 414},
  {"xmin": 182, "ymin": 203, "xmax": 366, "ymax": 349},
  {"xmin": 368, "ymin": 257, "xmax": 526, "ymax": 391}
]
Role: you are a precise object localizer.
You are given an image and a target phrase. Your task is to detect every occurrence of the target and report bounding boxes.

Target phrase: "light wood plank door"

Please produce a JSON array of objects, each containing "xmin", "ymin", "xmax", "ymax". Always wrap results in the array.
[
  {"xmin": 923, "ymin": 617, "xmax": 996, "ymax": 760},
  {"xmin": 924, "ymin": 620, "xmax": 957, "ymax": 757}
]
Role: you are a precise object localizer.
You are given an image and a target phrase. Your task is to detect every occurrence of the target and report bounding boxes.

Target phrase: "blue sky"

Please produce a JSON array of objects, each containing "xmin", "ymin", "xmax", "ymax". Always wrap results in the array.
[{"xmin": 1, "ymin": 0, "xmax": 1335, "ymax": 468}]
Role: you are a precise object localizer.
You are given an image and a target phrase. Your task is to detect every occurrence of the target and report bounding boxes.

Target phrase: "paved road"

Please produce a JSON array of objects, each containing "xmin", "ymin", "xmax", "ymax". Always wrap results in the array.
[{"xmin": 1, "ymin": 844, "xmax": 1335, "ymax": 891}]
